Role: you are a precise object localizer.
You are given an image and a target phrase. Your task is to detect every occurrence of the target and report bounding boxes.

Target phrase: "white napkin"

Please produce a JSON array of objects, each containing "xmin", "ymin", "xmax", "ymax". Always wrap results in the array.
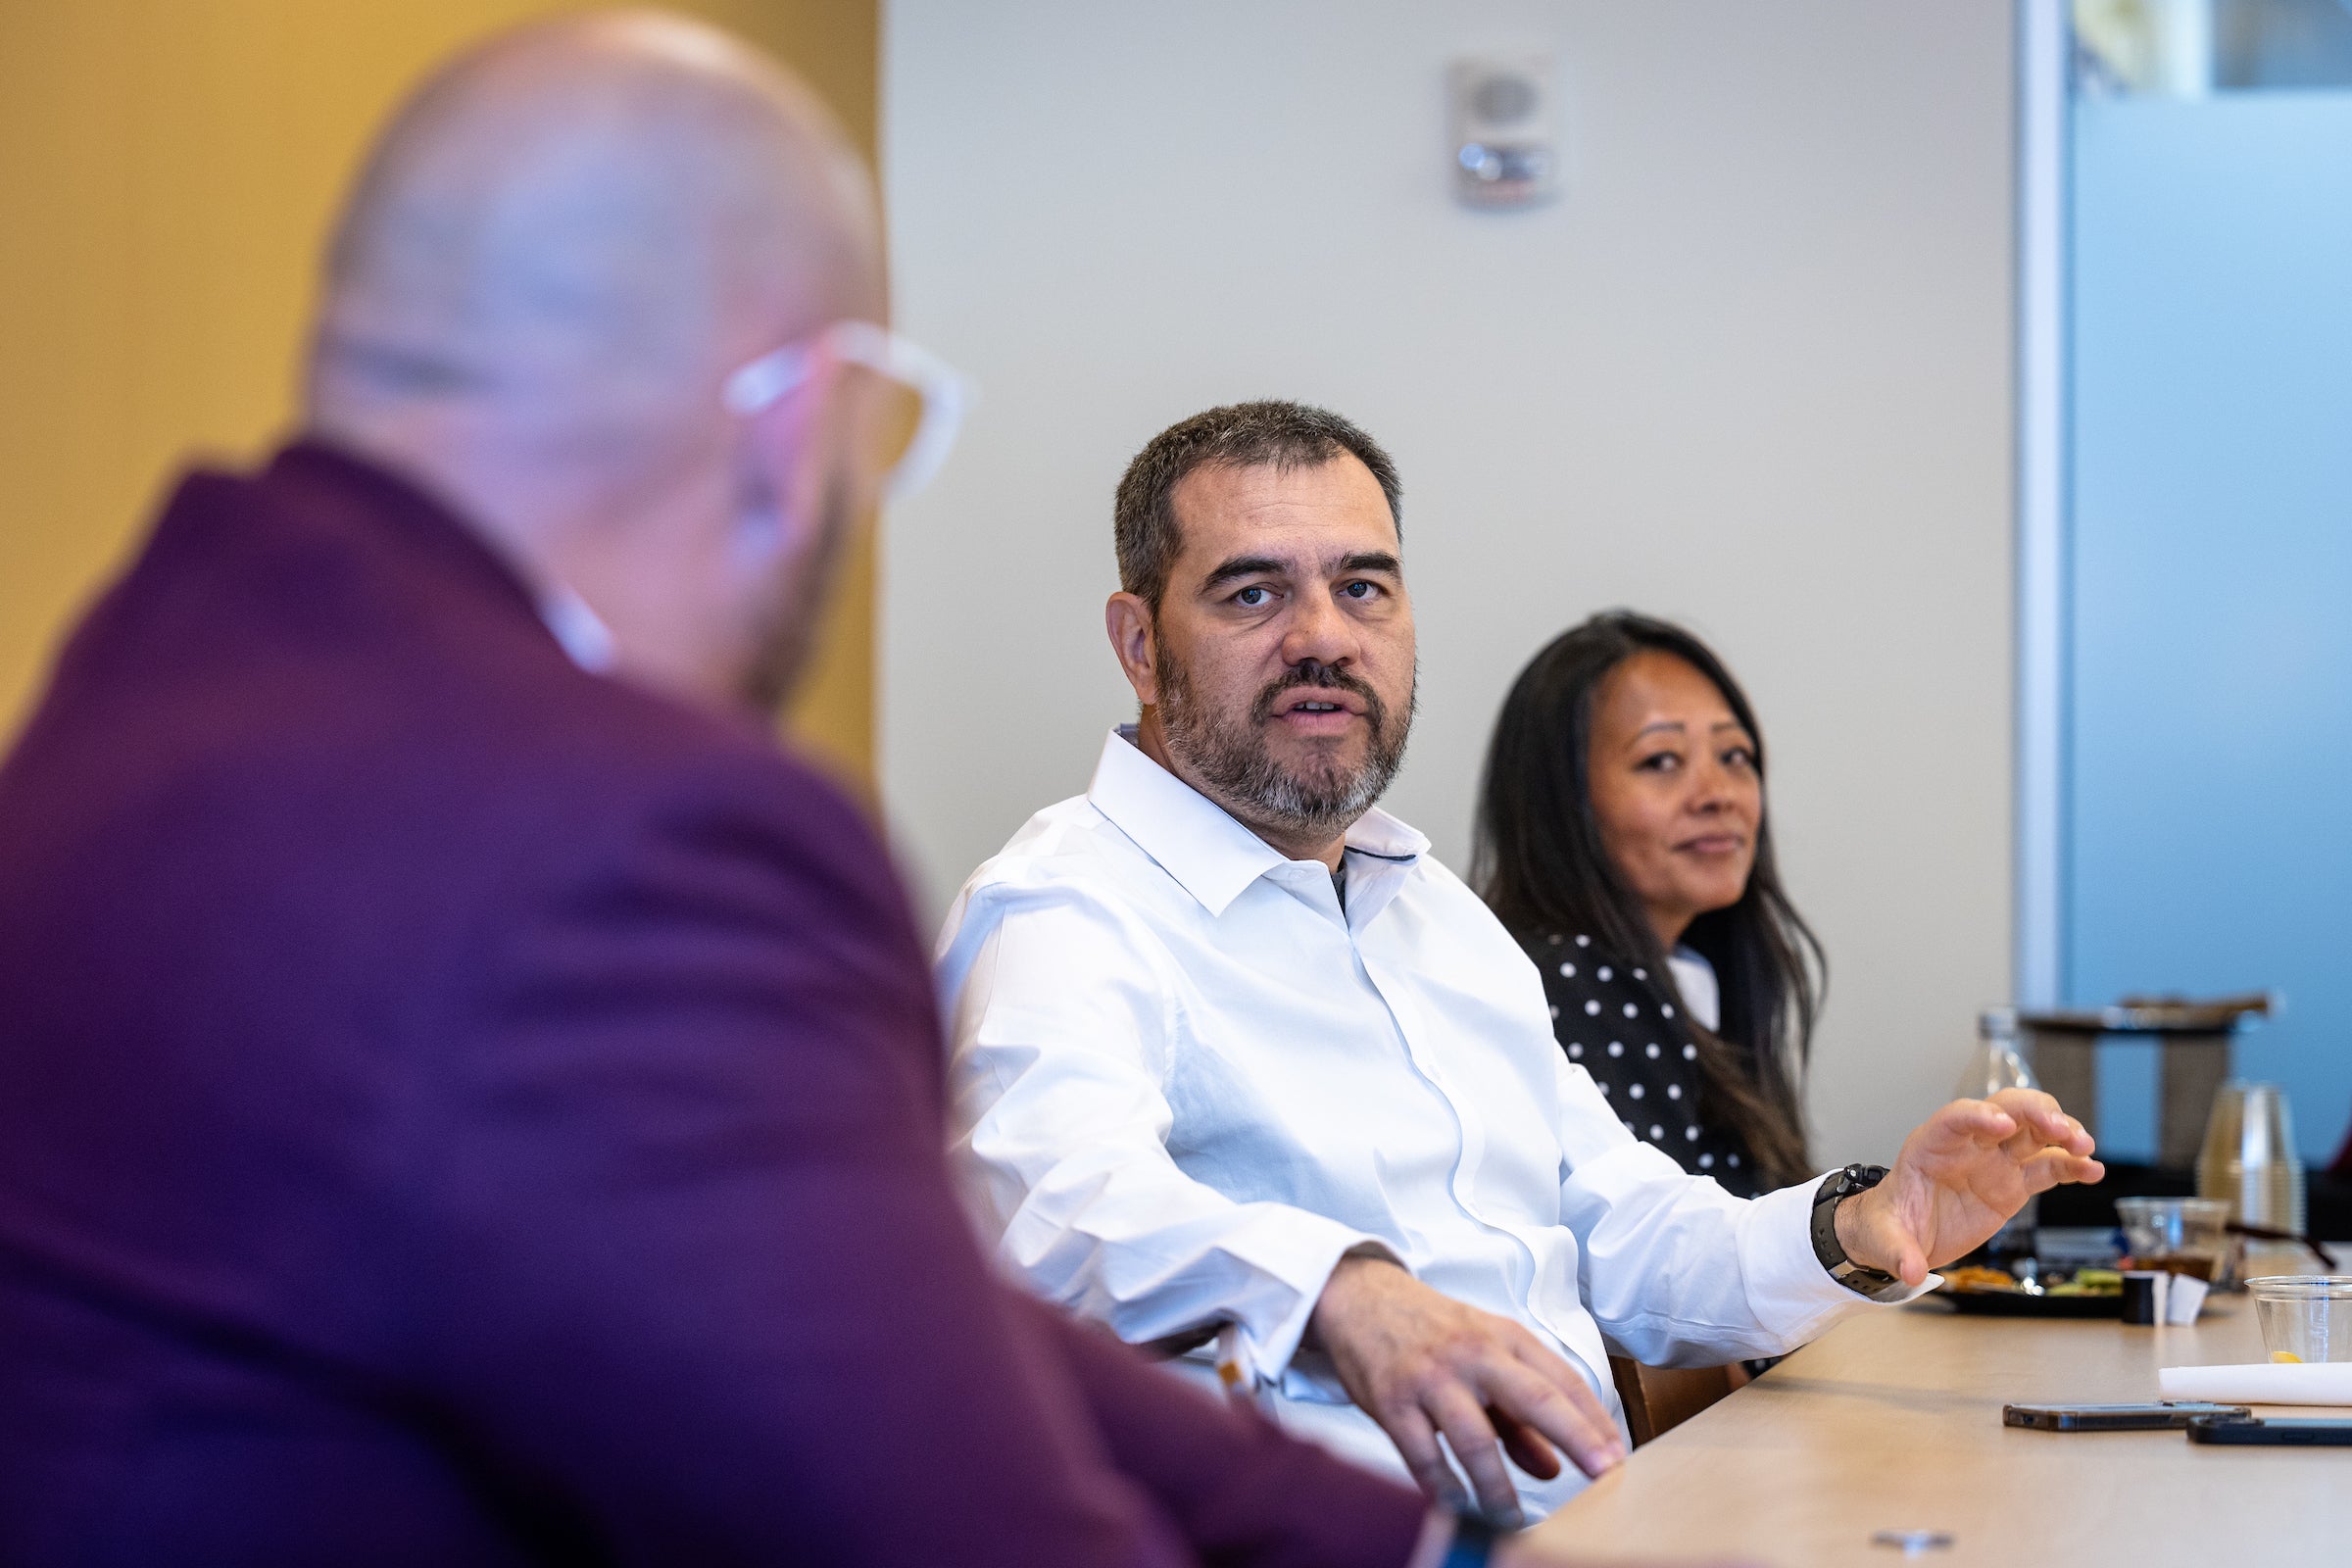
[{"xmin": 2158, "ymin": 1361, "xmax": 2352, "ymax": 1405}]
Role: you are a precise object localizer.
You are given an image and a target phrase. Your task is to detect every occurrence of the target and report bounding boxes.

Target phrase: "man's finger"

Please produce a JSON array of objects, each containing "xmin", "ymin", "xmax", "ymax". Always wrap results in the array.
[
  {"xmin": 2018, "ymin": 1146, "xmax": 2106, "ymax": 1194},
  {"xmin": 1852, "ymin": 1204, "xmax": 1928, "ymax": 1287},
  {"xmin": 1966, "ymin": 1102, "xmax": 2020, "ymax": 1145},
  {"xmin": 1485, "ymin": 1356, "xmax": 1625, "ymax": 1476},
  {"xmin": 1489, "ymin": 1405, "xmax": 1562, "ymax": 1481},
  {"xmin": 1989, "ymin": 1087, "xmax": 2090, "ymax": 1150},
  {"xmin": 1496, "ymin": 1326, "xmax": 1627, "ymax": 1470},
  {"xmin": 1378, "ymin": 1403, "xmax": 1473, "ymax": 1513},
  {"xmin": 1926, "ymin": 1098, "xmax": 2016, "ymax": 1152},
  {"xmin": 2043, "ymin": 1111, "xmax": 2094, "ymax": 1155},
  {"xmin": 1426, "ymin": 1384, "xmax": 1528, "ymax": 1526}
]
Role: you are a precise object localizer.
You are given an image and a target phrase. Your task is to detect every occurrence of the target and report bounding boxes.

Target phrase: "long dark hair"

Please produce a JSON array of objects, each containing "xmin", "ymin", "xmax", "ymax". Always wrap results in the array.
[{"xmin": 1472, "ymin": 611, "xmax": 1824, "ymax": 1188}]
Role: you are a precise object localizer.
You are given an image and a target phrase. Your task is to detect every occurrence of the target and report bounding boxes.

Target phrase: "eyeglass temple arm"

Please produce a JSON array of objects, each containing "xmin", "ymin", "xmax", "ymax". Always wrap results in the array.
[{"xmin": 824, "ymin": 322, "xmax": 970, "ymax": 504}]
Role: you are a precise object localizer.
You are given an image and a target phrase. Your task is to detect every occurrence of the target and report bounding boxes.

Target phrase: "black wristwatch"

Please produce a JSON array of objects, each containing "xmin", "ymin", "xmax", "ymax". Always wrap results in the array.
[
  {"xmin": 1810, "ymin": 1163, "xmax": 1907, "ymax": 1300},
  {"xmin": 1442, "ymin": 1514, "xmax": 1502, "ymax": 1567}
]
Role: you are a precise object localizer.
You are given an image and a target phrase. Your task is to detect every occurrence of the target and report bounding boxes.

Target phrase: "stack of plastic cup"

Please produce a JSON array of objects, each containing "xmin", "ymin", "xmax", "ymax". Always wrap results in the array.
[{"xmin": 2197, "ymin": 1081, "xmax": 2306, "ymax": 1237}]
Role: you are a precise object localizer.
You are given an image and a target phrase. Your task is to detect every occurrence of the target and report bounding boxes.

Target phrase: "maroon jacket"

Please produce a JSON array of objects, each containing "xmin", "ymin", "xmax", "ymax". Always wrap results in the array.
[{"xmin": 0, "ymin": 444, "xmax": 1427, "ymax": 1567}]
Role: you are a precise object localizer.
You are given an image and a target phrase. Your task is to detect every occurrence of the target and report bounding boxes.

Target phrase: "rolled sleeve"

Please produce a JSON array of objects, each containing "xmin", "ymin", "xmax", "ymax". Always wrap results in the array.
[
  {"xmin": 1734, "ymin": 1174, "xmax": 1936, "ymax": 1342},
  {"xmin": 1555, "ymin": 1061, "xmax": 1925, "ymax": 1366}
]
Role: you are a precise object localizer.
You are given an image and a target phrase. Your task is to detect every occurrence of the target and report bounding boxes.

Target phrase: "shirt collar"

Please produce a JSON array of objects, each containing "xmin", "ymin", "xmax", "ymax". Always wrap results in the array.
[
  {"xmin": 1087, "ymin": 726, "xmax": 1429, "ymax": 918},
  {"xmin": 538, "ymin": 585, "xmax": 617, "ymax": 674}
]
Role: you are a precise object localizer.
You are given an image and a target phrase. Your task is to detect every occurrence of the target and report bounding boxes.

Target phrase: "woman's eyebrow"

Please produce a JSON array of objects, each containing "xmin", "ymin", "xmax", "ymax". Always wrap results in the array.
[{"xmin": 1634, "ymin": 719, "xmax": 1689, "ymax": 740}]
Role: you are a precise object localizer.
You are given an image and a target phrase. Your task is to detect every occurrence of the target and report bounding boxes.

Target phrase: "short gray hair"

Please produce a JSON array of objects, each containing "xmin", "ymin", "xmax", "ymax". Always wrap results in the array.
[{"xmin": 1112, "ymin": 400, "xmax": 1402, "ymax": 609}]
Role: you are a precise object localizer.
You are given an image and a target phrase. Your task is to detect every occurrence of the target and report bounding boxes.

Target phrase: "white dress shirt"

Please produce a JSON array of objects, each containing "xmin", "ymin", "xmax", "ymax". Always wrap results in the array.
[
  {"xmin": 938, "ymin": 728, "xmax": 1904, "ymax": 1515},
  {"xmin": 1666, "ymin": 948, "xmax": 1721, "ymax": 1033}
]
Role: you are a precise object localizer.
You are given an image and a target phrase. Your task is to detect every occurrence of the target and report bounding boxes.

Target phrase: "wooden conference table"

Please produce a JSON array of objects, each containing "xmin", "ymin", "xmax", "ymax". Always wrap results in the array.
[{"xmin": 1529, "ymin": 1285, "xmax": 2352, "ymax": 1565}]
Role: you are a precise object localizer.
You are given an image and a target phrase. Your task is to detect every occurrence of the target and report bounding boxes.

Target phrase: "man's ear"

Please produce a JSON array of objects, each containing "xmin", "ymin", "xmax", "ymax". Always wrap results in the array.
[
  {"xmin": 730, "ymin": 367, "xmax": 843, "ymax": 570},
  {"xmin": 1104, "ymin": 591, "xmax": 1160, "ymax": 706}
]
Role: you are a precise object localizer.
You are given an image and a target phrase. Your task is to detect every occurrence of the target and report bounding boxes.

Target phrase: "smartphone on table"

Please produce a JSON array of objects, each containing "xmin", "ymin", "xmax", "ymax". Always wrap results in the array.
[
  {"xmin": 2187, "ymin": 1415, "xmax": 2352, "ymax": 1446},
  {"xmin": 2002, "ymin": 1401, "xmax": 2251, "ymax": 1431}
]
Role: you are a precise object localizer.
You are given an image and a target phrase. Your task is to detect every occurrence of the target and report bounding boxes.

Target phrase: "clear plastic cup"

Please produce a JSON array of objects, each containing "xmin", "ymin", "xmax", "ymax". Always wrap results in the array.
[
  {"xmin": 2115, "ymin": 1196, "xmax": 2230, "ymax": 1282},
  {"xmin": 2246, "ymin": 1276, "xmax": 2352, "ymax": 1363}
]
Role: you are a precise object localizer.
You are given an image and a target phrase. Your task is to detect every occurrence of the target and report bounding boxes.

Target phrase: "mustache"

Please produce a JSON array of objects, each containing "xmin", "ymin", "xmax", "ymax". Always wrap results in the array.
[{"xmin": 1249, "ymin": 662, "xmax": 1387, "ymax": 728}]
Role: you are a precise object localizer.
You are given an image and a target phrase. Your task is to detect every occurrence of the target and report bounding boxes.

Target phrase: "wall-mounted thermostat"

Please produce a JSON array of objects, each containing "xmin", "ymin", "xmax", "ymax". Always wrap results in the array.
[{"xmin": 1449, "ymin": 54, "xmax": 1558, "ymax": 208}]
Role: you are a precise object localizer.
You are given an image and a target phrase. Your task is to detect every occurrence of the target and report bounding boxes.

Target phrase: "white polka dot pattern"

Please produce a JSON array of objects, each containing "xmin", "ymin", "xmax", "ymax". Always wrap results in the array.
[{"xmin": 1518, "ymin": 927, "xmax": 1765, "ymax": 1195}]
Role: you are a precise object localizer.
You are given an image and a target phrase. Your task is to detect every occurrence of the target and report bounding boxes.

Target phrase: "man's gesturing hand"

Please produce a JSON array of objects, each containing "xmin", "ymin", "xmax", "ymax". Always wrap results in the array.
[
  {"xmin": 1838, "ymin": 1088, "xmax": 2105, "ymax": 1287},
  {"xmin": 1305, "ymin": 1255, "xmax": 1624, "ymax": 1525}
]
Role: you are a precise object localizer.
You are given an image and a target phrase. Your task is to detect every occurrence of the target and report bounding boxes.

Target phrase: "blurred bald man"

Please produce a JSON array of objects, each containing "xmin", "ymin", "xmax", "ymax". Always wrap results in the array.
[{"xmin": 0, "ymin": 15, "xmax": 1456, "ymax": 1567}]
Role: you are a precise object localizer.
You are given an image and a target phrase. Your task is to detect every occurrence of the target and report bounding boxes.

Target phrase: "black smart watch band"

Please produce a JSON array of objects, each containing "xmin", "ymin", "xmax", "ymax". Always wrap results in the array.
[
  {"xmin": 1441, "ymin": 1514, "xmax": 1501, "ymax": 1567},
  {"xmin": 1810, "ymin": 1162, "xmax": 1908, "ymax": 1300}
]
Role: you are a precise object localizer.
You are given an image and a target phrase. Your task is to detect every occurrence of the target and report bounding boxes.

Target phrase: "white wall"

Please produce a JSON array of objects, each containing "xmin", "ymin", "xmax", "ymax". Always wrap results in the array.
[{"xmin": 881, "ymin": 0, "xmax": 2015, "ymax": 1162}]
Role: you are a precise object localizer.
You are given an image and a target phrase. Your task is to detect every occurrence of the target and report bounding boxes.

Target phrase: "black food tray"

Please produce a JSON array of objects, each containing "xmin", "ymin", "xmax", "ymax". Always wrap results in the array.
[{"xmin": 1933, "ymin": 1288, "xmax": 2124, "ymax": 1319}]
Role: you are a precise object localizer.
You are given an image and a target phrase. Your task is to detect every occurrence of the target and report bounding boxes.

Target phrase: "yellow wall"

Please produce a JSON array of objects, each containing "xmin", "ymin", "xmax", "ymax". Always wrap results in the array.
[{"xmin": 0, "ymin": 0, "xmax": 880, "ymax": 786}]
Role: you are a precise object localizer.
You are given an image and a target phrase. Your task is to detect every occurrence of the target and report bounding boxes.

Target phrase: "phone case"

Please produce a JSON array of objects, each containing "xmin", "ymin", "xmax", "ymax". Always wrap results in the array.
[
  {"xmin": 2003, "ymin": 1402, "xmax": 2250, "ymax": 1431},
  {"xmin": 2188, "ymin": 1416, "xmax": 2352, "ymax": 1446}
]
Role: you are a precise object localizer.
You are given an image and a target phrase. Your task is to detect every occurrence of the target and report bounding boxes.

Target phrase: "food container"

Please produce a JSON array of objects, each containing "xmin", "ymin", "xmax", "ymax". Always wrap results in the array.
[
  {"xmin": 2116, "ymin": 1196, "xmax": 2230, "ymax": 1282},
  {"xmin": 2246, "ymin": 1276, "xmax": 2352, "ymax": 1364}
]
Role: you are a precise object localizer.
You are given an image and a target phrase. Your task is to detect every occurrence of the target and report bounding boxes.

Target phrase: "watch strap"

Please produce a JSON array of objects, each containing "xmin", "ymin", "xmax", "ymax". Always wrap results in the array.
[
  {"xmin": 1811, "ymin": 1163, "xmax": 1907, "ymax": 1300},
  {"xmin": 1440, "ymin": 1514, "xmax": 1501, "ymax": 1568}
]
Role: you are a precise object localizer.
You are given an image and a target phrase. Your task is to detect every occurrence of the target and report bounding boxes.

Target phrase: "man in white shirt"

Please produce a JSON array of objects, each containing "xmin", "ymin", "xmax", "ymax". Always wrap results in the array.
[{"xmin": 937, "ymin": 401, "xmax": 2102, "ymax": 1524}]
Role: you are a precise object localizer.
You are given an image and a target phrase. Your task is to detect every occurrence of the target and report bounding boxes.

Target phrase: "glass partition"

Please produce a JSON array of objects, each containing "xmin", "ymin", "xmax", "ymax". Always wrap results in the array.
[{"xmin": 2045, "ymin": 0, "xmax": 2352, "ymax": 1165}]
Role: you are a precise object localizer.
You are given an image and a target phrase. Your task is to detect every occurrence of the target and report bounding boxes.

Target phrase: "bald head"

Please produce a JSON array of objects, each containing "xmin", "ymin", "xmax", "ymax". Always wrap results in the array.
[
  {"xmin": 302, "ymin": 11, "xmax": 896, "ymax": 717},
  {"xmin": 309, "ymin": 10, "xmax": 879, "ymax": 453}
]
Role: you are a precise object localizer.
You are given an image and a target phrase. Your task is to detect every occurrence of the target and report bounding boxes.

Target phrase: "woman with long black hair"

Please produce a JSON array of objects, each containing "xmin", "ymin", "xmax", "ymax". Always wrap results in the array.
[{"xmin": 1472, "ymin": 611, "xmax": 1823, "ymax": 1199}]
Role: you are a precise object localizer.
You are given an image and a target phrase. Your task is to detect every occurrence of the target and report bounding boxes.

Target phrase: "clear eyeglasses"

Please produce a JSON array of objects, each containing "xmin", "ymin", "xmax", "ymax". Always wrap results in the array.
[{"xmin": 722, "ymin": 319, "xmax": 969, "ymax": 504}]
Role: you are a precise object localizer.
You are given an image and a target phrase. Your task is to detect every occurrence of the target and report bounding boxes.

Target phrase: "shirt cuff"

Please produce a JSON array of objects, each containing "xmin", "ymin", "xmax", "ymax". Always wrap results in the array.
[
  {"xmin": 1244, "ymin": 1225, "xmax": 1404, "ymax": 1388},
  {"xmin": 1737, "ymin": 1172, "xmax": 1937, "ymax": 1340}
]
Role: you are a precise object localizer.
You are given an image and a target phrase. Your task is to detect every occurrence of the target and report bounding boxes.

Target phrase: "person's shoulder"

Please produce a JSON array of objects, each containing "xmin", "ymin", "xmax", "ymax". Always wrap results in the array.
[
  {"xmin": 932, "ymin": 792, "xmax": 1183, "ymax": 962},
  {"xmin": 950, "ymin": 791, "xmax": 1171, "ymax": 906},
  {"xmin": 521, "ymin": 681, "xmax": 897, "ymax": 909}
]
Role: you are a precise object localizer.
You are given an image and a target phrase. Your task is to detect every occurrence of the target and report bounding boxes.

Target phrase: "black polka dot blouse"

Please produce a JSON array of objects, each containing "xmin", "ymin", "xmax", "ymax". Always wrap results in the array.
[{"xmin": 1516, "ymin": 928, "xmax": 1764, "ymax": 1200}]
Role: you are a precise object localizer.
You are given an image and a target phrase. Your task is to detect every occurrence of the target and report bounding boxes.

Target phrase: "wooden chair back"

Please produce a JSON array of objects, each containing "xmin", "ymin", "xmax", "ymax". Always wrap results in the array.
[{"xmin": 1607, "ymin": 1355, "xmax": 1746, "ymax": 1446}]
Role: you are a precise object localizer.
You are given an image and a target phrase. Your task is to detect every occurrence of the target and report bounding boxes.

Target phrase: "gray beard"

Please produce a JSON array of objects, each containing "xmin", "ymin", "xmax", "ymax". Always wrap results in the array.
[
  {"xmin": 1154, "ymin": 636, "xmax": 1414, "ymax": 846},
  {"xmin": 741, "ymin": 466, "xmax": 858, "ymax": 715}
]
